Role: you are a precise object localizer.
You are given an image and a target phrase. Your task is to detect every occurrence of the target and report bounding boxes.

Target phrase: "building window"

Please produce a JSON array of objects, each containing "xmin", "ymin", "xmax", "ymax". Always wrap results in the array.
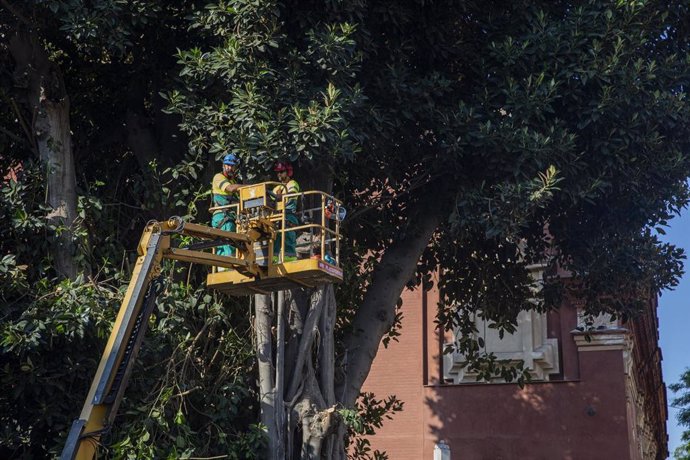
[
  {"xmin": 443, "ymin": 309, "xmax": 560, "ymax": 383},
  {"xmin": 442, "ymin": 265, "xmax": 560, "ymax": 384}
]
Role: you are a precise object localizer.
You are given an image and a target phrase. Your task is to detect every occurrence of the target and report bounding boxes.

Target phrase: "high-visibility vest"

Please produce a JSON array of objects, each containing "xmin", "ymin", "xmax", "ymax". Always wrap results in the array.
[
  {"xmin": 212, "ymin": 173, "xmax": 238, "ymax": 213},
  {"xmin": 273, "ymin": 179, "xmax": 300, "ymax": 213}
]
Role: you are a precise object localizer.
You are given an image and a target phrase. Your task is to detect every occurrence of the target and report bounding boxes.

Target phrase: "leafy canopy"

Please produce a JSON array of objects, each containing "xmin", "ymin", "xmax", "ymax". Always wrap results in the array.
[{"xmin": 167, "ymin": 0, "xmax": 690, "ymax": 372}]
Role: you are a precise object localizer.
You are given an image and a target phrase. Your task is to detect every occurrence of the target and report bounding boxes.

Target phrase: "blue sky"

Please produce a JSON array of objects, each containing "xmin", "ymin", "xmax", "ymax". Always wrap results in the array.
[{"xmin": 659, "ymin": 208, "xmax": 690, "ymax": 457}]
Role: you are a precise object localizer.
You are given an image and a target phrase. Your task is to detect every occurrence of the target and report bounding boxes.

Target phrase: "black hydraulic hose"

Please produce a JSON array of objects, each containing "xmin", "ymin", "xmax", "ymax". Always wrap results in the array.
[{"xmin": 104, "ymin": 277, "xmax": 163, "ymax": 405}]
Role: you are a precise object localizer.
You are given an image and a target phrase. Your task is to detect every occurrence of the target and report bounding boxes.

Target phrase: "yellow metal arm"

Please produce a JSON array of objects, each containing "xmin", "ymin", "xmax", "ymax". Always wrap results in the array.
[
  {"xmin": 61, "ymin": 225, "xmax": 166, "ymax": 460},
  {"xmin": 60, "ymin": 218, "xmax": 263, "ymax": 460}
]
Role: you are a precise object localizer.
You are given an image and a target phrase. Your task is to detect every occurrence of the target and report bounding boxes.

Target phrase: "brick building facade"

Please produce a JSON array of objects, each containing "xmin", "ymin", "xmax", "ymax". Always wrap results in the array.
[{"xmin": 363, "ymin": 281, "xmax": 668, "ymax": 459}]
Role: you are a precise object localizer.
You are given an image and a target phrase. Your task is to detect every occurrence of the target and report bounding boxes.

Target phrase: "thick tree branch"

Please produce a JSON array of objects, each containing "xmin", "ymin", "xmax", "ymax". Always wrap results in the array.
[
  {"xmin": 9, "ymin": 29, "xmax": 78, "ymax": 278},
  {"xmin": 295, "ymin": 358, "xmax": 331, "ymax": 460},
  {"xmin": 286, "ymin": 288, "xmax": 326, "ymax": 401},
  {"xmin": 285, "ymin": 289, "xmax": 310, "ymax": 385},
  {"xmin": 254, "ymin": 294, "xmax": 278, "ymax": 456},
  {"xmin": 318, "ymin": 284, "xmax": 336, "ymax": 406},
  {"xmin": 318, "ymin": 285, "xmax": 337, "ymax": 457},
  {"xmin": 339, "ymin": 197, "xmax": 443, "ymax": 406},
  {"xmin": 274, "ymin": 290, "xmax": 287, "ymax": 459}
]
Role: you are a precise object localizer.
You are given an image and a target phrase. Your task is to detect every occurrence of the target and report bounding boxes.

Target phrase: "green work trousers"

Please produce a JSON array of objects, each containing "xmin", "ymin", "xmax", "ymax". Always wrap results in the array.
[
  {"xmin": 211, "ymin": 212, "xmax": 236, "ymax": 257},
  {"xmin": 274, "ymin": 213, "xmax": 299, "ymax": 259}
]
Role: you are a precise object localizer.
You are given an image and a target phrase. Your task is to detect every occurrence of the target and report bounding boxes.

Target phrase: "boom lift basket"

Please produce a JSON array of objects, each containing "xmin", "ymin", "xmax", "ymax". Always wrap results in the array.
[{"xmin": 207, "ymin": 182, "xmax": 344, "ymax": 295}]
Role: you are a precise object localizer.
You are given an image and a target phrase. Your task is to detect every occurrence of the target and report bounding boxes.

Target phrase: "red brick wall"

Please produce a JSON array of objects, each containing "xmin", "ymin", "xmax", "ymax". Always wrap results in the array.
[
  {"xmin": 363, "ymin": 287, "xmax": 636, "ymax": 460},
  {"xmin": 363, "ymin": 287, "xmax": 427, "ymax": 458}
]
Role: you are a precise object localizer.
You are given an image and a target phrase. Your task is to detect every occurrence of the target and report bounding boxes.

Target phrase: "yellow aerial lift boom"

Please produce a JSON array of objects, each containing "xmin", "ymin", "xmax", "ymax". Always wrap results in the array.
[{"xmin": 61, "ymin": 183, "xmax": 343, "ymax": 460}]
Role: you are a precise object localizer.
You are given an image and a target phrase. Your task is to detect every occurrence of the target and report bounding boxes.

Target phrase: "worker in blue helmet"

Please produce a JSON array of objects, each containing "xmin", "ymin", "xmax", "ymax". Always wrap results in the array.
[{"xmin": 211, "ymin": 153, "xmax": 243, "ymax": 257}]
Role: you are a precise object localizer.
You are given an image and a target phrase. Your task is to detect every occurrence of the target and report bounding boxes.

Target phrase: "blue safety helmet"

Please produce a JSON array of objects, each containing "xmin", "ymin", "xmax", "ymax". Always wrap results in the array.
[{"xmin": 222, "ymin": 153, "xmax": 239, "ymax": 166}]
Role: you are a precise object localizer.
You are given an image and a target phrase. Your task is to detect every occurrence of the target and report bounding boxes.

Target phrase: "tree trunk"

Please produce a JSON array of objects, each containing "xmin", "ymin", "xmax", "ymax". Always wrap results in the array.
[
  {"xmin": 318, "ymin": 283, "xmax": 337, "ymax": 457},
  {"xmin": 339, "ymin": 205, "xmax": 442, "ymax": 406},
  {"xmin": 274, "ymin": 290, "xmax": 287, "ymax": 459},
  {"xmin": 9, "ymin": 29, "xmax": 78, "ymax": 279},
  {"xmin": 255, "ymin": 293, "xmax": 279, "ymax": 457},
  {"xmin": 255, "ymin": 285, "xmax": 342, "ymax": 459}
]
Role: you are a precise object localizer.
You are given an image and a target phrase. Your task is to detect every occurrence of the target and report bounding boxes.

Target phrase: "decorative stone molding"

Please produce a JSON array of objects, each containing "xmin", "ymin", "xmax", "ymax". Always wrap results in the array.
[
  {"xmin": 443, "ymin": 309, "xmax": 560, "ymax": 383},
  {"xmin": 570, "ymin": 304, "xmax": 632, "ymax": 352},
  {"xmin": 571, "ymin": 306, "xmax": 628, "ymax": 352},
  {"xmin": 443, "ymin": 264, "xmax": 560, "ymax": 384},
  {"xmin": 570, "ymin": 316, "xmax": 659, "ymax": 459},
  {"xmin": 575, "ymin": 310, "xmax": 619, "ymax": 330},
  {"xmin": 571, "ymin": 328, "xmax": 630, "ymax": 352},
  {"xmin": 622, "ymin": 335, "xmax": 657, "ymax": 460}
]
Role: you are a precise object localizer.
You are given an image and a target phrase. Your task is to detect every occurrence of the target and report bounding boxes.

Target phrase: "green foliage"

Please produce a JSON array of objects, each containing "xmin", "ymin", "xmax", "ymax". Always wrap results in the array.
[
  {"xmin": 676, "ymin": 443, "xmax": 690, "ymax": 460},
  {"xmin": 0, "ymin": 265, "xmax": 122, "ymax": 456},
  {"xmin": 1, "ymin": 2, "xmax": 260, "ymax": 458},
  {"xmin": 24, "ymin": 0, "xmax": 162, "ymax": 52},
  {"xmin": 671, "ymin": 368, "xmax": 690, "ymax": 459},
  {"xmin": 0, "ymin": 161, "xmax": 262, "ymax": 458},
  {"xmin": 163, "ymin": 0, "xmax": 362, "ymax": 174},
  {"xmin": 0, "ymin": 274, "xmax": 263, "ymax": 458},
  {"xmin": 164, "ymin": 0, "xmax": 690, "ymax": 374},
  {"xmin": 342, "ymin": 392, "xmax": 403, "ymax": 460},
  {"xmin": 104, "ymin": 281, "xmax": 263, "ymax": 459},
  {"xmin": 0, "ymin": 162, "xmax": 58, "ymax": 276},
  {"xmin": 673, "ymin": 444, "xmax": 690, "ymax": 460}
]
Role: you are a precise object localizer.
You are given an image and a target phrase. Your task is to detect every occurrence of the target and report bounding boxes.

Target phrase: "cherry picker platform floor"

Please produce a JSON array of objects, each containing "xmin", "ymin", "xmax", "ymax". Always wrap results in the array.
[{"xmin": 207, "ymin": 258, "xmax": 343, "ymax": 295}]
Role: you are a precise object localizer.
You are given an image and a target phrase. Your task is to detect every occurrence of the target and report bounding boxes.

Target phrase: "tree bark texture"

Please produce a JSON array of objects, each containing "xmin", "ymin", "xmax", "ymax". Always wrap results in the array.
[
  {"xmin": 255, "ymin": 293, "xmax": 279, "ymax": 457},
  {"xmin": 255, "ymin": 285, "xmax": 341, "ymax": 459},
  {"xmin": 9, "ymin": 29, "xmax": 78, "ymax": 279}
]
